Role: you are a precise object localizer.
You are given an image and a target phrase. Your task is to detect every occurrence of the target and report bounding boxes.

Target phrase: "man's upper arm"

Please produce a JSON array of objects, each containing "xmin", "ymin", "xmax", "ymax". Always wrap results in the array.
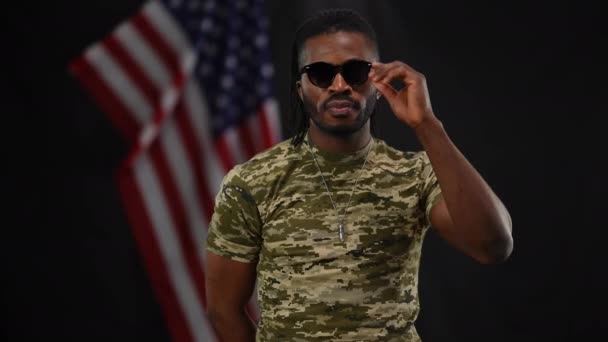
[
  {"xmin": 429, "ymin": 197, "xmax": 455, "ymax": 233},
  {"xmin": 205, "ymin": 250, "xmax": 257, "ymax": 311},
  {"xmin": 206, "ymin": 169, "xmax": 263, "ymax": 263},
  {"xmin": 419, "ymin": 151, "xmax": 444, "ymax": 228},
  {"xmin": 421, "ymin": 151, "xmax": 460, "ymax": 244},
  {"xmin": 204, "ymin": 168, "xmax": 263, "ymax": 311}
]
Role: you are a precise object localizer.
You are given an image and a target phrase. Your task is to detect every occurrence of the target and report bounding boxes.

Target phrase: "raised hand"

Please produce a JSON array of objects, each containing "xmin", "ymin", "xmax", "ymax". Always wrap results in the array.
[{"xmin": 370, "ymin": 61, "xmax": 437, "ymax": 129}]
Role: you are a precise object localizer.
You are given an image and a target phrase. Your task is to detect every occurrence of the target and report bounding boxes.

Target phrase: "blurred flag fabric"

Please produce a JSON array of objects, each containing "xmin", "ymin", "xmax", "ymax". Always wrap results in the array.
[{"xmin": 69, "ymin": 0, "xmax": 281, "ymax": 340}]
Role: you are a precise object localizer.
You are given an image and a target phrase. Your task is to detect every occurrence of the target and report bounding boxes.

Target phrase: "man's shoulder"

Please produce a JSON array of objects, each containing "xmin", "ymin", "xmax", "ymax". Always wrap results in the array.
[
  {"xmin": 227, "ymin": 138, "xmax": 301, "ymax": 183},
  {"xmin": 373, "ymin": 138, "xmax": 428, "ymax": 169}
]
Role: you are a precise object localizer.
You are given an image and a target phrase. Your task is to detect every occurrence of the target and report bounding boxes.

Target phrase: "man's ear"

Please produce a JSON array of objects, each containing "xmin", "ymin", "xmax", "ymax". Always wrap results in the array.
[{"xmin": 296, "ymin": 80, "xmax": 303, "ymax": 101}]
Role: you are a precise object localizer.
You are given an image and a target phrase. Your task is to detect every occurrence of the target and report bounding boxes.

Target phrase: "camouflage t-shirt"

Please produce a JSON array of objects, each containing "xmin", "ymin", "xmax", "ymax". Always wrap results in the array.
[{"xmin": 206, "ymin": 135, "xmax": 443, "ymax": 341}]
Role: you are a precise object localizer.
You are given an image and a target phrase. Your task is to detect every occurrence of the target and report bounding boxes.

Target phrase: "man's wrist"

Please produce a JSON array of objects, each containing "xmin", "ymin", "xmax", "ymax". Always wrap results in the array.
[{"xmin": 413, "ymin": 115, "xmax": 445, "ymax": 143}]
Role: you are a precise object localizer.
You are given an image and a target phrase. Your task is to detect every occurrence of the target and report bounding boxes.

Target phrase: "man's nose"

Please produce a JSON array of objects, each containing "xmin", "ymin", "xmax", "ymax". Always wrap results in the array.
[{"xmin": 328, "ymin": 72, "xmax": 351, "ymax": 93}]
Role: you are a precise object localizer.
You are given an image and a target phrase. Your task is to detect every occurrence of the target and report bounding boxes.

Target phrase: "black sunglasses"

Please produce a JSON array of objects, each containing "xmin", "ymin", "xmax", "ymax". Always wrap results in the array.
[{"xmin": 300, "ymin": 59, "xmax": 372, "ymax": 88}]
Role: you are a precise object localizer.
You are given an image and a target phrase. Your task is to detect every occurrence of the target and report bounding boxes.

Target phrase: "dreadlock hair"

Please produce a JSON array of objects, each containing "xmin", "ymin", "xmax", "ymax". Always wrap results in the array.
[{"xmin": 288, "ymin": 8, "xmax": 379, "ymax": 147}]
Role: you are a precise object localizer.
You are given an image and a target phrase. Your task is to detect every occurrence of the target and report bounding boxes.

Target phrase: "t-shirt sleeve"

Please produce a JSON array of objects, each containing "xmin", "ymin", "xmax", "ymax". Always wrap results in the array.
[
  {"xmin": 419, "ymin": 151, "xmax": 443, "ymax": 226},
  {"xmin": 205, "ymin": 167, "xmax": 263, "ymax": 263}
]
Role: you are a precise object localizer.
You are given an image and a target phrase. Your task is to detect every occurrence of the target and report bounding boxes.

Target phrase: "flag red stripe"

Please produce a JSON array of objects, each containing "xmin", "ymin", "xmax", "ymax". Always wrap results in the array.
[
  {"xmin": 174, "ymin": 101, "xmax": 215, "ymax": 223},
  {"xmin": 148, "ymin": 138, "xmax": 208, "ymax": 311},
  {"xmin": 238, "ymin": 122, "xmax": 256, "ymax": 160},
  {"xmin": 102, "ymin": 35, "xmax": 160, "ymax": 107},
  {"xmin": 69, "ymin": 56, "xmax": 139, "ymax": 142},
  {"xmin": 176, "ymin": 97, "xmax": 263, "ymax": 327},
  {"xmin": 117, "ymin": 166, "xmax": 194, "ymax": 342},
  {"xmin": 132, "ymin": 12, "xmax": 185, "ymax": 90},
  {"xmin": 214, "ymin": 136, "xmax": 236, "ymax": 173},
  {"xmin": 71, "ymin": 4, "xmax": 283, "ymax": 341},
  {"xmin": 101, "ymin": 34, "xmax": 170, "ymax": 168},
  {"xmin": 258, "ymin": 106, "xmax": 274, "ymax": 149},
  {"xmin": 103, "ymin": 30, "xmax": 211, "ymax": 237}
]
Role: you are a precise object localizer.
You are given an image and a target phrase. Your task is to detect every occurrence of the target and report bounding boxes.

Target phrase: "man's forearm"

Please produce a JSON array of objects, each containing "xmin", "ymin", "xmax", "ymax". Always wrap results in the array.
[
  {"xmin": 414, "ymin": 116, "xmax": 513, "ymax": 261},
  {"xmin": 208, "ymin": 308, "xmax": 256, "ymax": 342}
]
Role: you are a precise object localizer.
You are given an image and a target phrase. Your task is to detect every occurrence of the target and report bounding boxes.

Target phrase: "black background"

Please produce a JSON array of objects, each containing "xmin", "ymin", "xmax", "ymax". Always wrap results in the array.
[{"xmin": 3, "ymin": 0, "xmax": 605, "ymax": 341}]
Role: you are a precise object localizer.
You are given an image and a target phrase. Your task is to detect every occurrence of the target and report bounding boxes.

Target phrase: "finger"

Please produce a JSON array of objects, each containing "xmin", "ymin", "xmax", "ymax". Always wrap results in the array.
[
  {"xmin": 380, "ymin": 60, "xmax": 419, "ymax": 73},
  {"xmin": 384, "ymin": 68, "xmax": 426, "ymax": 90},
  {"xmin": 372, "ymin": 61, "xmax": 421, "ymax": 84},
  {"xmin": 369, "ymin": 62, "xmax": 386, "ymax": 79},
  {"xmin": 371, "ymin": 61, "xmax": 401, "ymax": 71},
  {"xmin": 370, "ymin": 61, "xmax": 397, "ymax": 81},
  {"xmin": 373, "ymin": 79, "xmax": 397, "ymax": 100},
  {"xmin": 370, "ymin": 61, "xmax": 388, "ymax": 72},
  {"xmin": 372, "ymin": 62, "xmax": 413, "ymax": 84},
  {"xmin": 377, "ymin": 65, "xmax": 411, "ymax": 85},
  {"xmin": 370, "ymin": 61, "xmax": 405, "ymax": 79}
]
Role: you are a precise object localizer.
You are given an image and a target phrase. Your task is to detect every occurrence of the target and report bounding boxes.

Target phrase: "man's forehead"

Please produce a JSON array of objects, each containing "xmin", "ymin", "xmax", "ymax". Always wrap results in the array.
[{"xmin": 300, "ymin": 31, "xmax": 378, "ymax": 65}]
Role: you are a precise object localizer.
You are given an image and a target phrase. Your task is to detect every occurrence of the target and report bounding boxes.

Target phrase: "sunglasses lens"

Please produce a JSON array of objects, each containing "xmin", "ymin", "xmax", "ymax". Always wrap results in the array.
[
  {"xmin": 303, "ymin": 60, "xmax": 371, "ymax": 88},
  {"xmin": 343, "ymin": 60, "xmax": 371, "ymax": 86},
  {"xmin": 306, "ymin": 63, "xmax": 336, "ymax": 88}
]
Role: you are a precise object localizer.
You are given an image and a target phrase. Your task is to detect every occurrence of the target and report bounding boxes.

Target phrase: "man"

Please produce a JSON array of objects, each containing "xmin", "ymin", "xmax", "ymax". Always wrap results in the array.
[{"xmin": 205, "ymin": 8, "xmax": 513, "ymax": 342}]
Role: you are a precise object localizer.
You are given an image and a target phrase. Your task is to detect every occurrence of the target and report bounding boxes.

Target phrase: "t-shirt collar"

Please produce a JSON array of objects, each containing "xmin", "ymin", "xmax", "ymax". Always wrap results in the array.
[{"xmin": 303, "ymin": 131, "xmax": 375, "ymax": 165}]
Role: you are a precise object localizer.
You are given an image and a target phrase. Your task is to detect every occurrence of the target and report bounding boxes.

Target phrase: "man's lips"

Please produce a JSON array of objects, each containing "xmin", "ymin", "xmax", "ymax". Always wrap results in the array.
[{"xmin": 325, "ymin": 100, "xmax": 356, "ymax": 115}]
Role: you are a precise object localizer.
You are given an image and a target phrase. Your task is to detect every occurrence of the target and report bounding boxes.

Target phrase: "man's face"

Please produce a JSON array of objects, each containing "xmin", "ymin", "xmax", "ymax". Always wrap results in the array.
[{"xmin": 297, "ymin": 32, "xmax": 379, "ymax": 136}]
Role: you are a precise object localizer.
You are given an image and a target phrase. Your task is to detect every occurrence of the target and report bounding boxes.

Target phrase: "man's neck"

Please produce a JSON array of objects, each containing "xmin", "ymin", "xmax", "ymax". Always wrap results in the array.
[{"xmin": 308, "ymin": 123, "xmax": 372, "ymax": 153}]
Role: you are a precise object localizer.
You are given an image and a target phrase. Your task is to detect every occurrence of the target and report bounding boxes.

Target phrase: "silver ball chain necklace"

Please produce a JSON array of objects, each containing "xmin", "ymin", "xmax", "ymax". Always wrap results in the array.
[{"xmin": 306, "ymin": 132, "xmax": 374, "ymax": 242}]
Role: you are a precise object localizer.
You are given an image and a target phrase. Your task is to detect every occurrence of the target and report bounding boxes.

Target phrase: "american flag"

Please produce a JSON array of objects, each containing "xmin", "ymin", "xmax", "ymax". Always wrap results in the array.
[{"xmin": 69, "ymin": 0, "xmax": 281, "ymax": 340}]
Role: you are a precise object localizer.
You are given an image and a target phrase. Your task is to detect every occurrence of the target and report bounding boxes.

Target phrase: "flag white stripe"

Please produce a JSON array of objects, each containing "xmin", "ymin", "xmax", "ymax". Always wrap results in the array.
[
  {"xmin": 113, "ymin": 20, "xmax": 184, "ymax": 150},
  {"xmin": 100, "ymin": 29, "xmax": 215, "ymax": 340},
  {"xmin": 114, "ymin": 22, "xmax": 171, "ymax": 92},
  {"xmin": 263, "ymin": 99, "xmax": 282, "ymax": 144},
  {"xmin": 85, "ymin": 45, "xmax": 152, "ymax": 125},
  {"xmin": 143, "ymin": 0, "xmax": 197, "ymax": 75},
  {"xmin": 120, "ymin": 2, "xmax": 218, "ymax": 185},
  {"xmin": 159, "ymin": 117, "xmax": 209, "ymax": 269},
  {"xmin": 114, "ymin": 21, "xmax": 181, "ymax": 115},
  {"xmin": 73, "ymin": 2, "xmax": 283, "ymax": 341},
  {"xmin": 183, "ymin": 81, "xmax": 226, "ymax": 197},
  {"xmin": 134, "ymin": 154, "xmax": 214, "ymax": 342},
  {"xmin": 115, "ymin": 23, "xmax": 210, "ymax": 268}
]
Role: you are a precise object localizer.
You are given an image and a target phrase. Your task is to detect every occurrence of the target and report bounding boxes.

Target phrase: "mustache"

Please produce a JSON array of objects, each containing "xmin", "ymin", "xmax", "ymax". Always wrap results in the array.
[{"xmin": 322, "ymin": 94, "xmax": 360, "ymax": 110}]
